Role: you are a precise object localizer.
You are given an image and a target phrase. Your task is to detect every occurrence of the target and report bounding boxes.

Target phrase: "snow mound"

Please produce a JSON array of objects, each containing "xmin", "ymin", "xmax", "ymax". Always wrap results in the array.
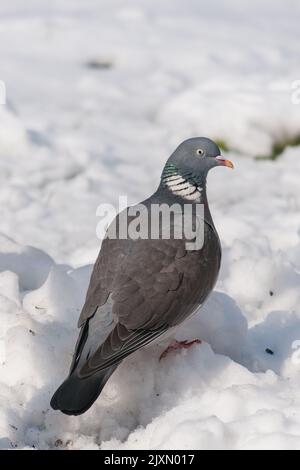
[
  {"xmin": 1, "ymin": 199, "xmax": 300, "ymax": 449},
  {"xmin": 0, "ymin": 234, "xmax": 54, "ymax": 291}
]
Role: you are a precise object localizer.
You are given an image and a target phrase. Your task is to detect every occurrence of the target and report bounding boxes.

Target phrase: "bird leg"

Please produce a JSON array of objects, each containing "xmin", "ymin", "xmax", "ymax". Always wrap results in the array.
[{"xmin": 159, "ymin": 339, "xmax": 202, "ymax": 361}]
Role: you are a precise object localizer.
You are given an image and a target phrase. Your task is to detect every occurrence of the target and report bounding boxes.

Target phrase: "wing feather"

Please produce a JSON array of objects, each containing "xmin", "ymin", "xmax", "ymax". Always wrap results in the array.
[{"xmin": 74, "ymin": 214, "xmax": 220, "ymax": 377}]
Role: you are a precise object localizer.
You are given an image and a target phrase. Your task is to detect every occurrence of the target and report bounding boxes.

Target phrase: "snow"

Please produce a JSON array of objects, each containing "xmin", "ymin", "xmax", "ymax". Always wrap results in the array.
[{"xmin": 1, "ymin": 0, "xmax": 300, "ymax": 450}]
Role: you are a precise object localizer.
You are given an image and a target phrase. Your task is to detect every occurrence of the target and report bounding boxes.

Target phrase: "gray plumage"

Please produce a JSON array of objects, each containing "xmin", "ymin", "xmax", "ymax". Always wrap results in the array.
[{"xmin": 51, "ymin": 137, "xmax": 233, "ymax": 415}]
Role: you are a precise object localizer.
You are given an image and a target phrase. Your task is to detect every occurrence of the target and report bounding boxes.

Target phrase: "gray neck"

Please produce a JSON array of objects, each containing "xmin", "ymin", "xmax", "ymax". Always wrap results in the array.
[
  {"xmin": 160, "ymin": 163, "xmax": 205, "ymax": 203},
  {"xmin": 152, "ymin": 163, "xmax": 215, "ymax": 227}
]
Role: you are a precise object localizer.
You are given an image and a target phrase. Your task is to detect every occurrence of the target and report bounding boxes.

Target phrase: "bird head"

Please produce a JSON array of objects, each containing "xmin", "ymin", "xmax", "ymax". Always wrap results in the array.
[{"xmin": 166, "ymin": 137, "xmax": 234, "ymax": 184}]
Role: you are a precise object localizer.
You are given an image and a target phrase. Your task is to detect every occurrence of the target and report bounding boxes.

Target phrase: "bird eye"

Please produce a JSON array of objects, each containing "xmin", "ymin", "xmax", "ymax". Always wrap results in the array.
[{"xmin": 196, "ymin": 149, "xmax": 204, "ymax": 156}]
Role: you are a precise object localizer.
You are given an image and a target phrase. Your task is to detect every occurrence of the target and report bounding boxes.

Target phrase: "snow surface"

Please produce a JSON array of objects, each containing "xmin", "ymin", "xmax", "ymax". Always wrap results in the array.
[{"xmin": 1, "ymin": 0, "xmax": 300, "ymax": 450}]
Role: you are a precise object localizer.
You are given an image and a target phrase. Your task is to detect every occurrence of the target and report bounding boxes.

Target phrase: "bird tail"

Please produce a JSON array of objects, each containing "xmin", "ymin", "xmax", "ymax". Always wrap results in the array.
[{"xmin": 50, "ymin": 366, "xmax": 116, "ymax": 416}]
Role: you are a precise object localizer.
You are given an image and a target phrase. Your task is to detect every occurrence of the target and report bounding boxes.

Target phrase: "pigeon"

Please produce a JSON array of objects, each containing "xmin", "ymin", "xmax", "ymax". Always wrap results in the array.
[{"xmin": 51, "ymin": 137, "xmax": 234, "ymax": 415}]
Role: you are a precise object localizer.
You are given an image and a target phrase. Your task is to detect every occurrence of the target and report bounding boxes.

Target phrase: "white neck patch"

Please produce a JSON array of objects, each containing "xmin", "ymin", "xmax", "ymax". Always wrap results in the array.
[{"xmin": 163, "ymin": 174, "xmax": 202, "ymax": 201}]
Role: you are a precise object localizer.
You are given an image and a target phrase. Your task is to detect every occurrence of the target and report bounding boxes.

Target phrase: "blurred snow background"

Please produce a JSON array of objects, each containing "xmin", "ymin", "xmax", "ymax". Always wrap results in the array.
[{"xmin": 1, "ymin": 0, "xmax": 300, "ymax": 450}]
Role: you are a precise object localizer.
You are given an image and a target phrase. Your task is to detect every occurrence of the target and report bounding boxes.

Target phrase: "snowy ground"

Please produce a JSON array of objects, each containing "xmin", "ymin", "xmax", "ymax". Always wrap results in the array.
[{"xmin": 1, "ymin": 0, "xmax": 300, "ymax": 450}]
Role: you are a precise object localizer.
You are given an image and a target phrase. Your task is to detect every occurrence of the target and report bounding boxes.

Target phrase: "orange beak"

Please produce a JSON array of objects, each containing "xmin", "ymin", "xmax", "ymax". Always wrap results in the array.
[{"xmin": 215, "ymin": 156, "xmax": 234, "ymax": 169}]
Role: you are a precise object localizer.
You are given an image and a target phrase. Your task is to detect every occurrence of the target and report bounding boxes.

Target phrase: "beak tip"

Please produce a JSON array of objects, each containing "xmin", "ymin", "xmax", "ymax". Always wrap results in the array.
[{"xmin": 215, "ymin": 156, "xmax": 234, "ymax": 169}]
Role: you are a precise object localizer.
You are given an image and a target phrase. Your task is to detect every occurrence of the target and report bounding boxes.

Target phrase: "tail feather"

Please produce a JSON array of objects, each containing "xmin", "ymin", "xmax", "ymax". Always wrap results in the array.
[{"xmin": 50, "ymin": 366, "xmax": 116, "ymax": 416}]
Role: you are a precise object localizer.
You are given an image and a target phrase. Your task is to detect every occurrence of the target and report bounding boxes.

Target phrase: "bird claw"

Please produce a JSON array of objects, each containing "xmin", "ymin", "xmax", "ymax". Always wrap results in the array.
[{"xmin": 159, "ymin": 339, "xmax": 202, "ymax": 361}]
